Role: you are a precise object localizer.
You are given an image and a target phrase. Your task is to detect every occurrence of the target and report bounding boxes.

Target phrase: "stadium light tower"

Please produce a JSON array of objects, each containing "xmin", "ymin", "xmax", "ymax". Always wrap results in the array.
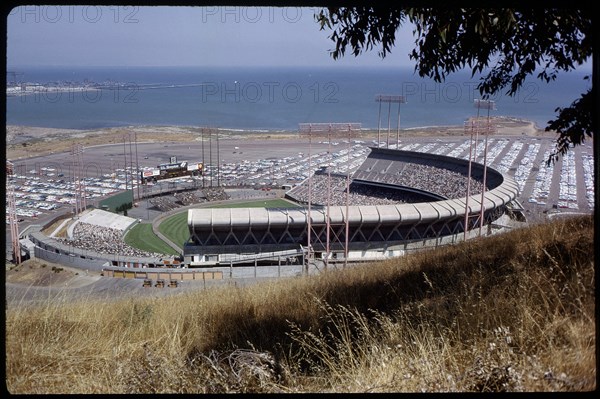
[
  {"xmin": 122, "ymin": 134, "xmax": 129, "ymax": 194},
  {"xmin": 298, "ymin": 123, "xmax": 315, "ymax": 274},
  {"xmin": 71, "ymin": 143, "xmax": 86, "ymax": 216},
  {"xmin": 464, "ymin": 99, "xmax": 496, "ymax": 240},
  {"xmin": 342, "ymin": 123, "xmax": 360, "ymax": 267},
  {"xmin": 201, "ymin": 127, "xmax": 206, "ymax": 188},
  {"xmin": 122, "ymin": 132, "xmax": 138, "ymax": 208},
  {"xmin": 376, "ymin": 96, "xmax": 383, "ymax": 147},
  {"xmin": 216, "ymin": 129, "xmax": 221, "ymax": 187},
  {"xmin": 299, "ymin": 122, "xmax": 361, "ymax": 270},
  {"xmin": 133, "ymin": 131, "xmax": 140, "ymax": 201},
  {"xmin": 205, "ymin": 128, "xmax": 213, "ymax": 187},
  {"xmin": 208, "ymin": 128, "xmax": 214, "ymax": 188},
  {"xmin": 6, "ymin": 161, "xmax": 22, "ymax": 265},
  {"xmin": 375, "ymin": 95, "xmax": 406, "ymax": 148},
  {"xmin": 198, "ymin": 128, "xmax": 219, "ymax": 187},
  {"xmin": 463, "ymin": 115, "xmax": 478, "ymax": 240},
  {"xmin": 128, "ymin": 132, "xmax": 135, "ymax": 196},
  {"xmin": 475, "ymin": 99, "xmax": 496, "ymax": 236}
]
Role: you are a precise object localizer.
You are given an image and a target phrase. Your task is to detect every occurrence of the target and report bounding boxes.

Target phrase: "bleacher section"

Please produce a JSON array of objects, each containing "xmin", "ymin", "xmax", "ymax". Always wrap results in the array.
[
  {"xmin": 287, "ymin": 148, "xmax": 487, "ymax": 205},
  {"xmin": 59, "ymin": 209, "xmax": 165, "ymax": 258},
  {"xmin": 71, "ymin": 208, "xmax": 137, "ymax": 233},
  {"xmin": 149, "ymin": 187, "xmax": 228, "ymax": 212}
]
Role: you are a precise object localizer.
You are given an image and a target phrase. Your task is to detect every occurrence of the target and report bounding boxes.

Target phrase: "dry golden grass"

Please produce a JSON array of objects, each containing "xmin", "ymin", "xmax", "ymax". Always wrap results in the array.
[{"xmin": 5, "ymin": 215, "xmax": 595, "ymax": 393}]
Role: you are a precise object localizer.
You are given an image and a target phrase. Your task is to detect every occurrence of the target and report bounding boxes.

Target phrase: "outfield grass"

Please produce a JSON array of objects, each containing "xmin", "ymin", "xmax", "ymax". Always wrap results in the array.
[
  {"xmin": 158, "ymin": 212, "xmax": 190, "ymax": 249},
  {"xmin": 124, "ymin": 223, "xmax": 180, "ymax": 256},
  {"xmin": 128, "ymin": 198, "xmax": 301, "ymax": 254}
]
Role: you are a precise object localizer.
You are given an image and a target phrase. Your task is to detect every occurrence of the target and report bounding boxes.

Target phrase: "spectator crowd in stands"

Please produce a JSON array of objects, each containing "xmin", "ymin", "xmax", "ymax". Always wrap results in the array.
[
  {"xmin": 174, "ymin": 191, "xmax": 205, "ymax": 206},
  {"xmin": 149, "ymin": 187, "xmax": 230, "ymax": 212},
  {"xmin": 149, "ymin": 196, "xmax": 181, "ymax": 212},
  {"xmin": 288, "ymin": 163, "xmax": 484, "ymax": 206},
  {"xmin": 203, "ymin": 187, "xmax": 228, "ymax": 201},
  {"xmin": 56, "ymin": 222, "xmax": 166, "ymax": 258},
  {"xmin": 357, "ymin": 162, "xmax": 485, "ymax": 200}
]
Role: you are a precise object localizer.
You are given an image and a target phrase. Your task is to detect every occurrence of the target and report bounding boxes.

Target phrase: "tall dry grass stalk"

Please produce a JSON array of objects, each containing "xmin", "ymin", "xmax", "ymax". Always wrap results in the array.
[{"xmin": 5, "ymin": 215, "xmax": 595, "ymax": 393}]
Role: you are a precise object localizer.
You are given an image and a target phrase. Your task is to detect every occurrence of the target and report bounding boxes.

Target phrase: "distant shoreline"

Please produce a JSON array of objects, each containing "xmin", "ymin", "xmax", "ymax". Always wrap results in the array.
[
  {"xmin": 6, "ymin": 83, "xmax": 210, "ymax": 97},
  {"xmin": 6, "ymin": 115, "xmax": 541, "ymax": 135},
  {"xmin": 5, "ymin": 116, "xmax": 547, "ymax": 160}
]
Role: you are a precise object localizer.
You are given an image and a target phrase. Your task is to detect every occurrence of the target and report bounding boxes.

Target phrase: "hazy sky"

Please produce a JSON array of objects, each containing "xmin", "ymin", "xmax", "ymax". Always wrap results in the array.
[{"xmin": 6, "ymin": 5, "xmax": 415, "ymax": 68}]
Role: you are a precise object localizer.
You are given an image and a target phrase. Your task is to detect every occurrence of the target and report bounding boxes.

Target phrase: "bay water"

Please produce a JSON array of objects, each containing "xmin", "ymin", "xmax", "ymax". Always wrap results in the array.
[{"xmin": 6, "ymin": 65, "xmax": 592, "ymax": 131}]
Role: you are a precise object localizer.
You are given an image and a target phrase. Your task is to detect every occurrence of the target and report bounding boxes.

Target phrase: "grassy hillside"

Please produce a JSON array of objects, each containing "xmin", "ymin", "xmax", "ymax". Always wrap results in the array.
[{"xmin": 5, "ymin": 215, "xmax": 595, "ymax": 393}]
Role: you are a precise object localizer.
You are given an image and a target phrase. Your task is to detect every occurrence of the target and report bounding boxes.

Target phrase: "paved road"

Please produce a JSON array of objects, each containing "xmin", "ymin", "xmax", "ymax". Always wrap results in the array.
[{"xmin": 4, "ymin": 262, "xmax": 327, "ymax": 305}]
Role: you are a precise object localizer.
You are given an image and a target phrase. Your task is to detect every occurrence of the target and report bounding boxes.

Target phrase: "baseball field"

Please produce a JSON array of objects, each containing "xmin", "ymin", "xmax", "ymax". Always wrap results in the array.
[{"xmin": 124, "ymin": 198, "xmax": 300, "ymax": 255}]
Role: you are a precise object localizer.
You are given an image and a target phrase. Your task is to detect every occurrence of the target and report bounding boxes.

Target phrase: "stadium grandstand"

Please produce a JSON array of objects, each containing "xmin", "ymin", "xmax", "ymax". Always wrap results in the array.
[
  {"xmin": 20, "ymin": 148, "xmax": 521, "ymax": 271},
  {"xmin": 28, "ymin": 208, "xmax": 172, "ymax": 269},
  {"xmin": 183, "ymin": 148, "xmax": 520, "ymax": 266}
]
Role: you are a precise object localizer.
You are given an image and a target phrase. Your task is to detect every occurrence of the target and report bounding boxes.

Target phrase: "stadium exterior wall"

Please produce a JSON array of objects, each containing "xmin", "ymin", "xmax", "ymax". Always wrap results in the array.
[
  {"xmin": 33, "ymin": 246, "xmax": 108, "ymax": 271},
  {"xmin": 98, "ymin": 189, "xmax": 134, "ymax": 212},
  {"xmin": 28, "ymin": 231, "xmax": 172, "ymax": 269}
]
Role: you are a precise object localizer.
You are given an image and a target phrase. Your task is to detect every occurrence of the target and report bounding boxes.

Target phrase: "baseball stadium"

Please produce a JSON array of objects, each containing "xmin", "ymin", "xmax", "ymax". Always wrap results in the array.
[{"xmin": 11, "ymin": 141, "xmax": 523, "ymax": 276}]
